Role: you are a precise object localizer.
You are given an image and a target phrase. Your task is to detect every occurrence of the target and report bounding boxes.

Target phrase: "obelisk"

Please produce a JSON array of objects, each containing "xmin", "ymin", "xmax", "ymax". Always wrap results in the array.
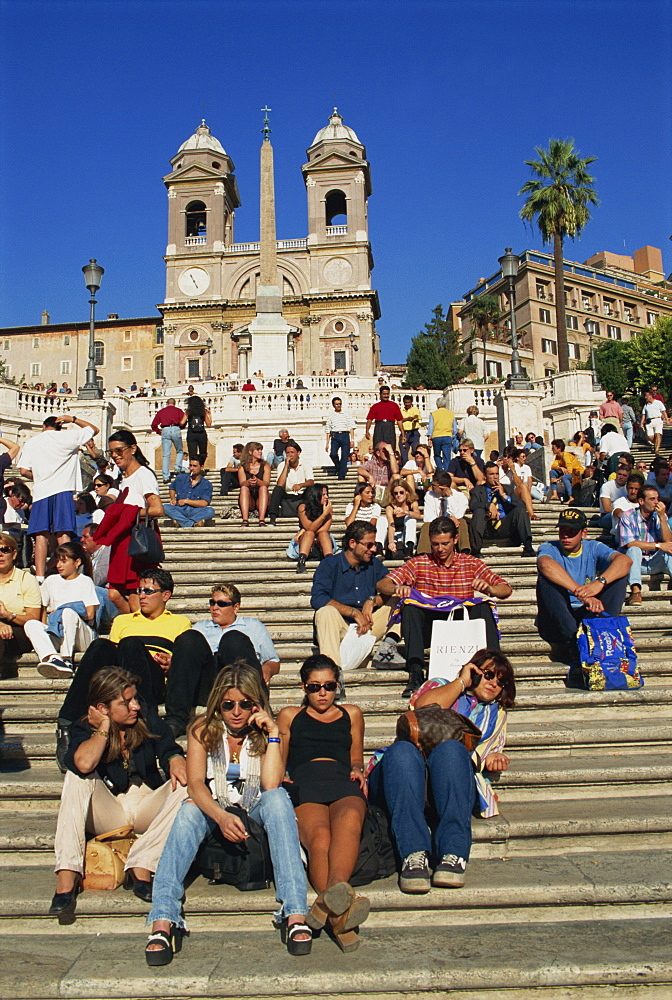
[{"xmin": 249, "ymin": 107, "xmax": 293, "ymax": 376}]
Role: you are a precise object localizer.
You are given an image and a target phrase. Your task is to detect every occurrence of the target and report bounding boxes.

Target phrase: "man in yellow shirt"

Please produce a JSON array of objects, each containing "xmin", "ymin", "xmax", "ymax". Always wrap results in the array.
[
  {"xmin": 548, "ymin": 439, "xmax": 584, "ymax": 503},
  {"xmin": 400, "ymin": 394, "xmax": 422, "ymax": 465}
]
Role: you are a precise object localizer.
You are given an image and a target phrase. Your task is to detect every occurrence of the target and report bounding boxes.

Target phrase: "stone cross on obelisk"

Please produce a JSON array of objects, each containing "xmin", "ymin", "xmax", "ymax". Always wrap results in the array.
[{"xmin": 249, "ymin": 106, "xmax": 293, "ymax": 376}]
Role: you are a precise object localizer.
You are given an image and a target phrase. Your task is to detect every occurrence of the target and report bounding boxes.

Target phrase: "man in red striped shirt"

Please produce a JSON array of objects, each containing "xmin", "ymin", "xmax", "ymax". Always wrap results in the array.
[{"xmin": 376, "ymin": 517, "xmax": 512, "ymax": 696}]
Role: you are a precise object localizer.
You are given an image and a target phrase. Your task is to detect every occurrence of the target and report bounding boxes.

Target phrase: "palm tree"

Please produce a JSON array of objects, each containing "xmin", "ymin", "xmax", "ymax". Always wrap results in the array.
[
  {"xmin": 469, "ymin": 294, "xmax": 502, "ymax": 380},
  {"xmin": 519, "ymin": 138, "xmax": 598, "ymax": 373}
]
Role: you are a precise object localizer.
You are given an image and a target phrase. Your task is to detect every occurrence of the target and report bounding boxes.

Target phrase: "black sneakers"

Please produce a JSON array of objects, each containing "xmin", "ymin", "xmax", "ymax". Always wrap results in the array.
[
  {"xmin": 432, "ymin": 854, "xmax": 467, "ymax": 888},
  {"xmin": 399, "ymin": 851, "xmax": 431, "ymax": 894}
]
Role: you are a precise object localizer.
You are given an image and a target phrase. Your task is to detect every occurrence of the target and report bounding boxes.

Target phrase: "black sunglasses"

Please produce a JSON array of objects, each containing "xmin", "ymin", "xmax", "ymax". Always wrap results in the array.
[
  {"xmin": 220, "ymin": 699, "xmax": 255, "ymax": 711},
  {"xmin": 305, "ymin": 681, "xmax": 339, "ymax": 694},
  {"xmin": 479, "ymin": 669, "xmax": 504, "ymax": 685},
  {"xmin": 0, "ymin": 545, "xmax": 15, "ymax": 554},
  {"xmin": 136, "ymin": 587, "xmax": 162, "ymax": 595},
  {"xmin": 209, "ymin": 599, "xmax": 235, "ymax": 608}
]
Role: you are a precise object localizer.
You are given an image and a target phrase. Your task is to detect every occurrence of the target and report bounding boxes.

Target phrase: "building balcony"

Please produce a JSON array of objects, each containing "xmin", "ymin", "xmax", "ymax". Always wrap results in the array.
[
  {"xmin": 325, "ymin": 225, "xmax": 348, "ymax": 236},
  {"xmin": 185, "ymin": 236, "xmax": 207, "ymax": 246}
]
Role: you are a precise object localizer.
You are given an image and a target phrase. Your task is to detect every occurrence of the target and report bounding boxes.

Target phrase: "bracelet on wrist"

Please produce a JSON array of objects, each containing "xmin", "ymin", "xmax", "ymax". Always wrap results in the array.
[
  {"xmin": 267, "ymin": 736, "xmax": 281, "ymax": 744},
  {"xmin": 92, "ymin": 728, "xmax": 109, "ymax": 740}
]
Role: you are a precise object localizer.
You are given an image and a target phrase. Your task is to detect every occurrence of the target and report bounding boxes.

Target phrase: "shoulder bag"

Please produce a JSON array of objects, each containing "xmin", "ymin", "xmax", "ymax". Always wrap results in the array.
[
  {"xmin": 396, "ymin": 704, "xmax": 482, "ymax": 758},
  {"xmin": 128, "ymin": 511, "xmax": 164, "ymax": 564}
]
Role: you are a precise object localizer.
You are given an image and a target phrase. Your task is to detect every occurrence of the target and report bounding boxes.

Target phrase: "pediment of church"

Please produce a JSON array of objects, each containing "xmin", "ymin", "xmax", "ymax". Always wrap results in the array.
[
  {"xmin": 163, "ymin": 162, "xmax": 230, "ymax": 185},
  {"xmin": 303, "ymin": 150, "xmax": 369, "ymax": 171}
]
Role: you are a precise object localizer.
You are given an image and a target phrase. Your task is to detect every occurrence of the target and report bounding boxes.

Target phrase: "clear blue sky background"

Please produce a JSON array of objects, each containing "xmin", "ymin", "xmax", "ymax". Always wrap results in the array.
[{"xmin": 1, "ymin": 0, "xmax": 670, "ymax": 363}]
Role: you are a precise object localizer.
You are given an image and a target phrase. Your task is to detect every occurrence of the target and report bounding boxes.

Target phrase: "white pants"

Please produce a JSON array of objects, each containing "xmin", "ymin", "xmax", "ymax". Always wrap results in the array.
[
  {"xmin": 24, "ymin": 609, "xmax": 95, "ymax": 661},
  {"xmin": 53, "ymin": 769, "xmax": 188, "ymax": 874}
]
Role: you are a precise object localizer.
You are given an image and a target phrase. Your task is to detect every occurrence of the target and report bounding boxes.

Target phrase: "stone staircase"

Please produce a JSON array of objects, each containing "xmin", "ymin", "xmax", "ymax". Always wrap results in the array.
[{"xmin": 1, "ymin": 465, "xmax": 671, "ymax": 998}]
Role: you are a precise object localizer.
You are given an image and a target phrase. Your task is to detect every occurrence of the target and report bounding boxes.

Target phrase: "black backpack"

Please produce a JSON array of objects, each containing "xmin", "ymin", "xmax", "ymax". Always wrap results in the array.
[
  {"xmin": 193, "ymin": 805, "xmax": 273, "ymax": 891},
  {"xmin": 349, "ymin": 804, "xmax": 397, "ymax": 887}
]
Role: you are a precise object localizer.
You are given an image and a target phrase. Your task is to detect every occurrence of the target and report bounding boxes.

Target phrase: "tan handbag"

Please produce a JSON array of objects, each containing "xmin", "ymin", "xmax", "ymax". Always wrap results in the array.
[{"xmin": 82, "ymin": 825, "xmax": 136, "ymax": 891}]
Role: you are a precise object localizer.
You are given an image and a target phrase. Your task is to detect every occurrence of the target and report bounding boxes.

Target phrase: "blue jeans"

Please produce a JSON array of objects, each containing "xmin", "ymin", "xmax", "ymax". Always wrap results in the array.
[
  {"xmin": 431, "ymin": 436, "xmax": 453, "ymax": 471},
  {"xmin": 549, "ymin": 469, "xmax": 573, "ymax": 498},
  {"xmin": 329, "ymin": 432, "xmax": 351, "ymax": 480},
  {"xmin": 368, "ymin": 740, "xmax": 475, "ymax": 862},
  {"xmin": 266, "ymin": 452, "xmax": 284, "ymax": 468},
  {"xmin": 93, "ymin": 585, "xmax": 119, "ymax": 630},
  {"xmin": 400, "ymin": 429, "xmax": 420, "ymax": 466},
  {"xmin": 622, "ymin": 422, "xmax": 633, "ymax": 447},
  {"xmin": 626, "ymin": 545, "xmax": 672, "ymax": 587},
  {"xmin": 163, "ymin": 503, "xmax": 215, "ymax": 526},
  {"xmin": 147, "ymin": 789, "xmax": 307, "ymax": 929},
  {"xmin": 161, "ymin": 426, "xmax": 184, "ymax": 482}
]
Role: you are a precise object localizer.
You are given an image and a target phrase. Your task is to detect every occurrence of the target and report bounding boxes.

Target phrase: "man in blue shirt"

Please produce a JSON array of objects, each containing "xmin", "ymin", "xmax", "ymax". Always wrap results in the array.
[
  {"xmin": 193, "ymin": 582, "xmax": 280, "ymax": 684},
  {"xmin": 535, "ymin": 508, "xmax": 631, "ymax": 670},
  {"xmin": 311, "ymin": 521, "xmax": 391, "ymax": 667},
  {"xmin": 163, "ymin": 458, "xmax": 215, "ymax": 527}
]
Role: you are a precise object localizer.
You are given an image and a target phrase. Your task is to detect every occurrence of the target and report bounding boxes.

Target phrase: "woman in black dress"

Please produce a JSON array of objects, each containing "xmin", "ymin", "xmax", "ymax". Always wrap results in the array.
[
  {"xmin": 277, "ymin": 654, "xmax": 369, "ymax": 951},
  {"xmin": 180, "ymin": 395, "xmax": 212, "ymax": 465}
]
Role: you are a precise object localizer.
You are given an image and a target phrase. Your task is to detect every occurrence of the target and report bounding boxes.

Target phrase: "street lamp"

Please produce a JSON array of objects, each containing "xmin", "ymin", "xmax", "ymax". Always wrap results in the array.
[
  {"xmin": 584, "ymin": 318, "xmax": 602, "ymax": 391},
  {"xmin": 78, "ymin": 259, "xmax": 104, "ymax": 399},
  {"xmin": 348, "ymin": 332, "xmax": 358, "ymax": 375},
  {"xmin": 498, "ymin": 248, "xmax": 531, "ymax": 390}
]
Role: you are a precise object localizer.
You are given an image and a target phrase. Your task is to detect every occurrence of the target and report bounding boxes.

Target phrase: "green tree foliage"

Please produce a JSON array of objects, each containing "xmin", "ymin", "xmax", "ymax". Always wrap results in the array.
[
  {"xmin": 593, "ymin": 317, "xmax": 672, "ymax": 400},
  {"xmin": 469, "ymin": 294, "xmax": 503, "ymax": 380},
  {"xmin": 519, "ymin": 138, "xmax": 598, "ymax": 373},
  {"xmin": 405, "ymin": 305, "xmax": 474, "ymax": 389}
]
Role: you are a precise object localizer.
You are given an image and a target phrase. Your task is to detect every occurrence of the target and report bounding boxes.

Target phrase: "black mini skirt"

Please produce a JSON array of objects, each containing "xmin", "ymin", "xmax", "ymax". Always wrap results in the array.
[{"xmin": 283, "ymin": 760, "xmax": 366, "ymax": 807}]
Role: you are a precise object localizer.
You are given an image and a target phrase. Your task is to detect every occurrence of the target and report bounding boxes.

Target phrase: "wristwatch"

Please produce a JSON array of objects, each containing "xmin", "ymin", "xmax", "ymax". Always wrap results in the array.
[{"xmin": 596, "ymin": 576, "xmax": 607, "ymax": 586}]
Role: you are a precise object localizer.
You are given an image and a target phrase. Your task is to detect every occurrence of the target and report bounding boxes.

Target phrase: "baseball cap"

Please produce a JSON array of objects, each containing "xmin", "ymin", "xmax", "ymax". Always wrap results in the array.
[{"xmin": 557, "ymin": 508, "xmax": 587, "ymax": 530}]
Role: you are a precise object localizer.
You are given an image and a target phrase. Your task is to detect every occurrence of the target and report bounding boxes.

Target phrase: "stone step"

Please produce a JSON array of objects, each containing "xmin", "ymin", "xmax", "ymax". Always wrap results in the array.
[
  {"xmin": 1, "ymin": 916, "xmax": 670, "ymax": 999},
  {"xmin": 1, "ymin": 786, "xmax": 671, "ymax": 852}
]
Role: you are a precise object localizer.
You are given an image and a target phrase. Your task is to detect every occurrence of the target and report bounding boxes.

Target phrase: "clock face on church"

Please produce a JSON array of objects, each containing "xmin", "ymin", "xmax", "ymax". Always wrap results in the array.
[{"xmin": 178, "ymin": 267, "xmax": 211, "ymax": 297}]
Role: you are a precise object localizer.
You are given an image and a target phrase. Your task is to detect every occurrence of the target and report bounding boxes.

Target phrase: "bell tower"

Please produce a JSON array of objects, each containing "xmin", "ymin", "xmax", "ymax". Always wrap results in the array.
[{"xmin": 163, "ymin": 120, "xmax": 240, "ymax": 304}]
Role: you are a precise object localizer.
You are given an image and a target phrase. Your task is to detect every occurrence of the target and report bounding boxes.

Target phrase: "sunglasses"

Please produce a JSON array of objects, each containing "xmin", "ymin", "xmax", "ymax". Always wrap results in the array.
[
  {"xmin": 0, "ymin": 545, "xmax": 15, "ymax": 554},
  {"xmin": 478, "ymin": 670, "xmax": 504, "ymax": 685},
  {"xmin": 220, "ymin": 699, "xmax": 255, "ymax": 711},
  {"xmin": 359, "ymin": 541, "xmax": 378, "ymax": 549},
  {"xmin": 106, "ymin": 447, "xmax": 129, "ymax": 458},
  {"xmin": 136, "ymin": 587, "xmax": 162, "ymax": 595},
  {"xmin": 209, "ymin": 599, "xmax": 235, "ymax": 607},
  {"xmin": 305, "ymin": 681, "xmax": 339, "ymax": 694}
]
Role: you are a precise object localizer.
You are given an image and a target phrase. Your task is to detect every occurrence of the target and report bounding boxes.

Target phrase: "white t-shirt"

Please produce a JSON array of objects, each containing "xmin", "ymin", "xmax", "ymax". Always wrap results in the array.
[
  {"xmin": 39, "ymin": 573, "xmax": 99, "ymax": 613},
  {"xmin": 422, "ymin": 489, "xmax": 468, "ymax": 522},
  {"xmin": 599, "ymin": 479, "xmax": 627, "ymax": 512},
  {"xmin": 514, "ymin": 463, "xmax": 533, "ymax": 485},
  {"xmin": 599, "ymin": 431, "xmax": 629, "ymax": 456},
  {"xmin": 279, "ymin": 460, "xmax": 314, "ymax": 491},
  {"xmin": 119, "ymin": 465, "xmax": 159, "ymax": 507},
  {"xmin": 19, "ymin": 425, "xmax": 94, "ymax": 503},
  {"xmin": 402, "ymin": 460, "xmax": 432, "ymax": 487},
  {"xmin": 460, "ymin": 415, "xmax": 487, "ymax": 451},
  {"xmin": 644, "ymin": 400, "xmax": 666, "ymax": 422},
  {"xmin": 345, "ymin": 501, "xmax": 382, "ymax": 524}
]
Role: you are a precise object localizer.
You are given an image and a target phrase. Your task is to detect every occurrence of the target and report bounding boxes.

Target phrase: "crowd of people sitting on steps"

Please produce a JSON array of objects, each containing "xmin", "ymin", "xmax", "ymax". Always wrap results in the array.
[{"xmin": 0, "ymin": 380, "xmax": 667, "ymax": 965}]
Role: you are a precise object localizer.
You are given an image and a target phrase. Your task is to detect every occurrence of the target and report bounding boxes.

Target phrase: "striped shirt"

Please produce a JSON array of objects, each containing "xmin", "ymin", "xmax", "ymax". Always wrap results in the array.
[
  {"xmin": 618, "ymin": 508, "xmax": 665, "ymax": 549},
  {"xmin": 387, "ymin": 552, "xmax": 507, "ymax": 599},
  {"xmin": 326, "ymin": 410, "xmax": 355, "ymax": 434}
]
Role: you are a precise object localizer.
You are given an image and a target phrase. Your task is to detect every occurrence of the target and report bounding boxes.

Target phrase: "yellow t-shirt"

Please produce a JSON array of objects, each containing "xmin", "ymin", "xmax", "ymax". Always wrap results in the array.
[
  {"xmin": 109, "ymin": 609, "xmax": 191, "ymax": 657},
  {"xmin": 0, "ymin": 567, "xmax": 42, "ymax": 616},
  {"xmin": 401, "ymin": 406, "xmax": 421, "ymax": 432}
]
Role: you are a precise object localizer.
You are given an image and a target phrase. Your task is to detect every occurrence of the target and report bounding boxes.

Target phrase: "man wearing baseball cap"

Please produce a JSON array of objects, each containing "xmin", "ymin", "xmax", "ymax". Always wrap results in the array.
[{"xmin": 535, "ymin": 507, "xmax": 631, "ymax": 674}]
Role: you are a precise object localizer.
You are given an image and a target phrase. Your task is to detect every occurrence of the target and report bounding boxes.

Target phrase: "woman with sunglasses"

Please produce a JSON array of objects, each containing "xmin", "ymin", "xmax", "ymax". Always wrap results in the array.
[
  {"xmin": 368, "ymin": 648, "xmax": 515, "ymax": 894},
  {"xmin": 91, "ymin": 474, "xmax": 119, "ymax": 503},
  {"xmin": 50, "ymin": 667, "xmax": 187, "ymax": 922},
  {"xmin": 93, "ymin": 430, "xmax": 163, "ymax": 613},
  {"xmin": 383, "ymin": 480, "xmax": 422, "ymax": 559},
  {"xmin": 276, "ymin": 654, "xmax": 369, "ymax": 952},
  {"xmin": 145, "ymin": 662, "xmax": 311, "ymax": 964}
]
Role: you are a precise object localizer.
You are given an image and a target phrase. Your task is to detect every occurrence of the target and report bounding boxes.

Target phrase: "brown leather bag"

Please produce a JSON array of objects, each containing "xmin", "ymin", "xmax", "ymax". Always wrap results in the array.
[
  {"xmin": 396, "ymin": 704, "xmax": 482, "ymax": 758},
  {"xmin": 82, "ymin": 825, "xmax": 136, "ymax": 891}
]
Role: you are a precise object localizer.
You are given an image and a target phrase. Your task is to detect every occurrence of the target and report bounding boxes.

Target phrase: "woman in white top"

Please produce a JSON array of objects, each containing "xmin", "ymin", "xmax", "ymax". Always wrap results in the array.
[
  {"xmin": 344, "ymin": 483, "xmax": 385, "ymax": 547},
  {"xmin": 93, "ymin": 431, "xmax": 163, "ymax": 614},
  {"xmin": 498, "ymin": 450, "xmax": 540, "ymax": 519},
  {"xmin": 383, "ymin": 480, "xmax": 422, "ymax": 558},
  {"xmin": 458, "ymin": 407, "xmax": 487, "ymax": 457},
  {"xmin": 25, "ymin": 541, "xmax": 99, "ymax": 680}
]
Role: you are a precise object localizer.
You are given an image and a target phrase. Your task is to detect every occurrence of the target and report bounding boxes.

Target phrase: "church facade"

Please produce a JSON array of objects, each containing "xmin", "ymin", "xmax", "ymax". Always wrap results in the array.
[{"xmin": 1, "ymin": 110, "xmax": 381, "ymax": 389}]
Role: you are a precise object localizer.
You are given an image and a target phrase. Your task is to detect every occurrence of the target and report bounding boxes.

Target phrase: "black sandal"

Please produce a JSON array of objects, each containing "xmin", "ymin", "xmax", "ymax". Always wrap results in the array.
[
  {"xmin": 145, "ymin": 925, "xmax": 186, "ymax": 967},
  {"xmin": 278, "ymin": 918, "xmax": 313, "ymax": 956}
]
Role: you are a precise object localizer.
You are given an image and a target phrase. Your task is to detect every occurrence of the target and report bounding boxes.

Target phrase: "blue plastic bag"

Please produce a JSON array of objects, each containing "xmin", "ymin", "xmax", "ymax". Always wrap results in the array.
[{"xmin": 575, "ymin": 614, "xmax": 643, "ymax": 691}]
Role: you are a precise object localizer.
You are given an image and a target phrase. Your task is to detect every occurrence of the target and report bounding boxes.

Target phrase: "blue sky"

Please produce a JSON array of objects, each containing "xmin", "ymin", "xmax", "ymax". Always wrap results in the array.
[{"xmin": 1, "ymin": 0, "xmax": 670, "ymax": 363}]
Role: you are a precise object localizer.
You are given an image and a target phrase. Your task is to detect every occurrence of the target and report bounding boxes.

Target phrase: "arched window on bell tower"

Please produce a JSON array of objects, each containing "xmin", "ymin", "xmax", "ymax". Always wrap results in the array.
[
  {"xmin": 325, "ymin": 190, "xmax": 347, "ymax": 228},
  {"xmin": 185, "ymin": 201, "xmax": 207, "ymax": 238}
]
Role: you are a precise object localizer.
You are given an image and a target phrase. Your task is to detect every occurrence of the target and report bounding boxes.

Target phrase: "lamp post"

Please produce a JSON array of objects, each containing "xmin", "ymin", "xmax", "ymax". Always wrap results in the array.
[
  {"xmin": 498, "ymin": 248, "xmax": 531, "ymax": 390},
  {"xmin": 584, "ymin": 318, "xmax": 602, "ymax": 391},
  {"xmin": 205, "ymin": 337, "xmax": 215, "ymax": 379},
  {"xmin": 78, "ymin": 259, "xmax": 104, "ymax": 399},
  {"xmin": 348, "ymin": 332, "xmax": 358, "ymax": 375}
]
